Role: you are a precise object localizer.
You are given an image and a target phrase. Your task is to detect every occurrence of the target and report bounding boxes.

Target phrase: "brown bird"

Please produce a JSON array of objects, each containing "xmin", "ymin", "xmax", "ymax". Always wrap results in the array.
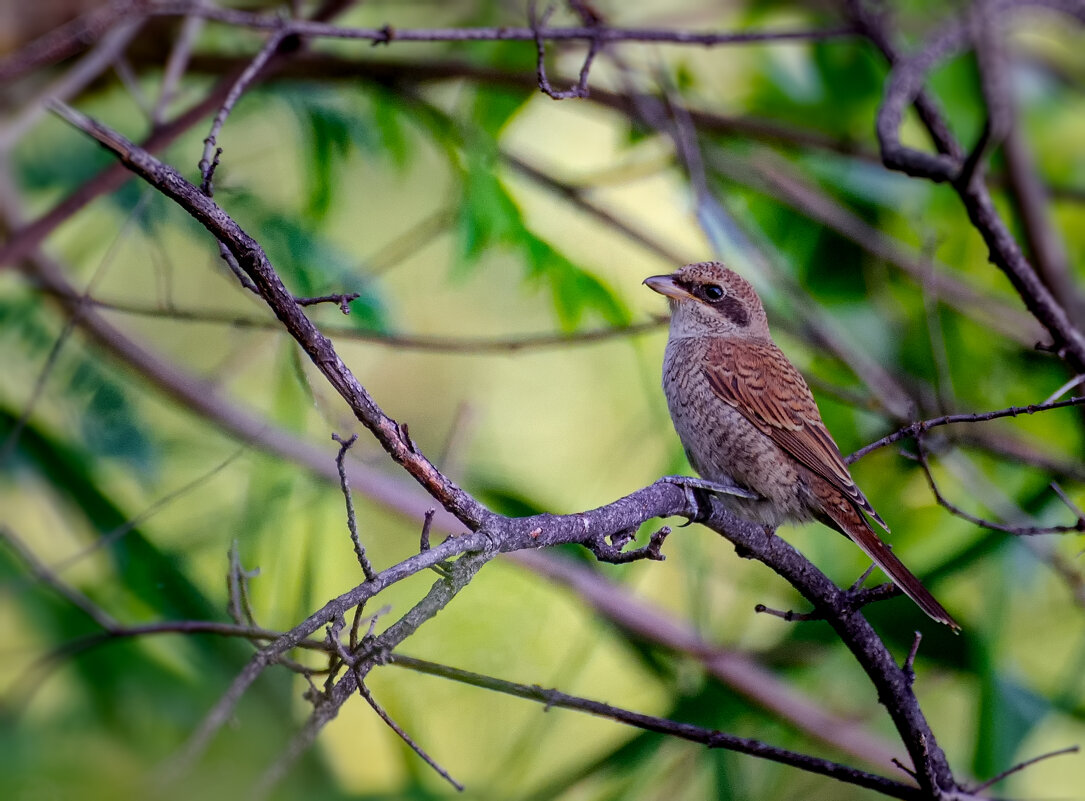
[{"xmin": 645, "ymin": 261, "xmax": 959, "ymax": 631}]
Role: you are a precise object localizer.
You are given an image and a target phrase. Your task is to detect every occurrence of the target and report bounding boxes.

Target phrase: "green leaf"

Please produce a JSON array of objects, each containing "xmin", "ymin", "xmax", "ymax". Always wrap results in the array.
[
  {"xmin": 369, "ymin": 86, "xmax": 411, "ymax": 168},
  {"xmin": 455, "ymin": 151, "xmax": 521, "ymax": 267},
  {"xmin": 454, "ymin": 154, "xmax": 629, "ymax": 327},
  {"xmin": 279, "ymin": 86, "xmax": 381, "ymax": 219}
]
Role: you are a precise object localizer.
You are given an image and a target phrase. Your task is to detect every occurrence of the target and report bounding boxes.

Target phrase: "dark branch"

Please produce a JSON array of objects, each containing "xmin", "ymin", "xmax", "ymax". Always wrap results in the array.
[
  {"xmin": 388, "ymin": 654, "xmax": 926, "ymax": 801},
  {"xmin": 333, "ymin": 433, "xmax": 377, "ymax": 581},
  {"xmin": 847, "ymin": 396, "xmax": 1085, "ymax": 464}
]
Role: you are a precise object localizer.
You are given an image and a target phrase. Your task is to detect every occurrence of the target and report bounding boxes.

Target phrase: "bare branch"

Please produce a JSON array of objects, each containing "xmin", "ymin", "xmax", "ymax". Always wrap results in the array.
[
  {"xmin": 141, "ymin": 3, "xmax": 857, "ymax": 47},
  {"xmin": 908, "ymin": 438, "xmax": 1084, "ymax": 536},
  {"xmin": 968, "ymin": 744, "xmax": 1079, "ymax": 793},
  {"xmin": 199, "ymin": 26, "xmax": 289, "ymax": 195},
  {"xmin": 388, "ymin": 654, "xmax": 926, "ymax": 801},
  {"xmin": 355, "ymin": 680, "xmax": 463, "ymax": 791},
  {"xmin": 530, "ymin": 1, "xmax": 602, "ymax": 99},
  {"xmin": 332, "ymin": 433, "xmax": 377, "ymax": 581},
  {"xmin": 48, "ymin": 101, "xmax": 490, "ymax": 529},
  {"xmin": 847, "ymin": 396, "xmax": 1085, "ymax": 464},
  {"xmin": 852, "ymin": 0, "xmax": 1085, "ymax": 373}
]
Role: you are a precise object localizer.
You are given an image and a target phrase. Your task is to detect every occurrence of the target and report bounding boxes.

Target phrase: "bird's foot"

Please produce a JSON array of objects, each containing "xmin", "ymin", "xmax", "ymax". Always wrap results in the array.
[
  {"xmin": 661, "ymin": 475, "xmax": 759, "ymax": 524},
  {"xmin": 661, "ymin": 475, "xmax": 759, "ymax": 500}
]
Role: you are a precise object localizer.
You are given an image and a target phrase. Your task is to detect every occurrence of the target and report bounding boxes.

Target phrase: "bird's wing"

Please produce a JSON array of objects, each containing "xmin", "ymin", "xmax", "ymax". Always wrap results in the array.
[{"xmin": 702, "ymin": 338, "xmax": 888, "ymax": 531}]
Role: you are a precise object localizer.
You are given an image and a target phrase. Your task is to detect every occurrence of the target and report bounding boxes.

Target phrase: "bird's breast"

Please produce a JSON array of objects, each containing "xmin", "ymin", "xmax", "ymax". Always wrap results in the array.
[{"xmin": 661, "ymin": 337, "xmax": 813, "ymax": 526}]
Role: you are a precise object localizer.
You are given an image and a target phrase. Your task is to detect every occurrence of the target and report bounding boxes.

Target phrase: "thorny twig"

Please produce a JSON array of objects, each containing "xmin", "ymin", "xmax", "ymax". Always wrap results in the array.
[{"xmin": 198, "ymin": 26, "xmax": 288, "ymax": 194}]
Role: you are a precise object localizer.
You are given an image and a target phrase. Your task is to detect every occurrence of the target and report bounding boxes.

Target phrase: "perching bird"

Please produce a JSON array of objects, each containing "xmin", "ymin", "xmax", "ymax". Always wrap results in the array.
[{"xmin": 645, "ymin": 261, "xmax": 959, "ymax": 631}]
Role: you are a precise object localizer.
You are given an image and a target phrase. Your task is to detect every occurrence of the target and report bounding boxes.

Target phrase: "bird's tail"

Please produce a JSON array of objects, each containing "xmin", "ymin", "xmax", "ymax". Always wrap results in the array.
[{"xmin": 822, "ymin": 499, "xmax": 960, "ymax": 632}]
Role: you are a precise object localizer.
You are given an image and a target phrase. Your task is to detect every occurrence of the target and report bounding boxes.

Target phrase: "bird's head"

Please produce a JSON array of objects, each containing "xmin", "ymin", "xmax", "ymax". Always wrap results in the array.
[{"xmin": 644, "ymin": 261, "xmax": 770, "ymax": 340}]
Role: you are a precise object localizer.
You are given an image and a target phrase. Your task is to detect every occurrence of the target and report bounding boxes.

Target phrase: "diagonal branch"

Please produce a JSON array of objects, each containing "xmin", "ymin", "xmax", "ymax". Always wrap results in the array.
[
  {"xmin": 48, "ymin": 101, "xmax": 489, "ymax": 531},
  {"xmin": 387, "ymin": 654, "xmax": 927, "ymax": 801},
  {"xmin": 847, "ymin": 396, "xmax": 1085, "ymax": 463}
]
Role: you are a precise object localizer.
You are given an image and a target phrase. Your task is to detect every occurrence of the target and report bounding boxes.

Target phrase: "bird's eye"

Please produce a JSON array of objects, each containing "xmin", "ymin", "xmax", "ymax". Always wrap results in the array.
[{"xmin": 703, "ymin": 284, "xmax": 724, "ymax": 301}]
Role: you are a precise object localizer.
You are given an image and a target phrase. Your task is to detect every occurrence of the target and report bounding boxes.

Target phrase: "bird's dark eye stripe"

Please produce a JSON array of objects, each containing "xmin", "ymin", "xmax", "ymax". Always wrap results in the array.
[{"xmin": 703, "ymin": 284, "xmax": 724, "ymax": 300}]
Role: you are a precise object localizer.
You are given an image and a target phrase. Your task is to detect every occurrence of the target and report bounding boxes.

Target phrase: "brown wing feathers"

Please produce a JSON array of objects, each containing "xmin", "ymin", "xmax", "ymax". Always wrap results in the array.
[
  {"xmin": 702, "ymin": 339, "xmax": 888, "ymax": 531},
  {"xmin": 701, "ymin": 338, "xmax": 959, "ymax": 630}
]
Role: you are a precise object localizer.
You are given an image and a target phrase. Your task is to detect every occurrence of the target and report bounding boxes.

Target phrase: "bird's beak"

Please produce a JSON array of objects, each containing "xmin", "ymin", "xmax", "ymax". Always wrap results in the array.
[{"xmin": 643, "ymin": 274, "xmax": 694, "ymax": 301}]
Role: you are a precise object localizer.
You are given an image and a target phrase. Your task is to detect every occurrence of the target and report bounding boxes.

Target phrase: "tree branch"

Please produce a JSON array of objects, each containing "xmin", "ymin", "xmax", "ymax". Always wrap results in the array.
[{"xmin": 387, "ymin": 654, "xmax": 927, "ymax": 801}]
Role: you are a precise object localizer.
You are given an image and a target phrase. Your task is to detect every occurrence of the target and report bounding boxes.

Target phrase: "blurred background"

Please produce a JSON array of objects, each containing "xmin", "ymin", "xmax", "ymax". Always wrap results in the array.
[{"xmin": 1, "ymin": 0, "xmax": 1084, "ymax": 799}]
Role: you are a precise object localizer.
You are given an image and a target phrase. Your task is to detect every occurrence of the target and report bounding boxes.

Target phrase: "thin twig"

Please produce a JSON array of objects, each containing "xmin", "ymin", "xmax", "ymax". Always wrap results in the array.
[
  {"xmin": 153, "ymin": 7, "xmax": 208, "ymax": 125},
  {"xmin": 847, "ymin": 396, "xmax": 1085, "ymax": 464},
  {"xmin": 969, "ymin": 744, "xmax": 1079, "ymax": 793},
  {"xmin": 908, "ymin": 439, "xmax": 1084, "ymax": 536},
  {"xmin": 296, "ymin": 292, "xmax": 359, "ymax": 314},
  {"xmin": 142, "ymin": 4, "xmax": 858, "ymax": 47},
  {"xmin": 1043, "ymin": 374, "xmax": 1085, "ymax": 405},
  {"xmin": 0, "ymin": 0, "xmax": 146, "ymax": 82},
  {"xmin": 754, "ymin": 603, "xmax": 818, "ymax": 622},
  {"xmin": 0, "ymin": 16, "xmax": 144, "ymax": 152},
  {"xmin": 901, "ymin": 632, "xmax": 922, "ymax": 687},
  {"xmin": 355, "ymin": 679, "xmax": 463, "ymax": 791},
  {"xmin": 755, "ymin": 583, "xmax": 902, "ymax": 624},
  {"xmin": 0, "ymin": 526, "xmax": 119, "ymax": 631},
  {"xmin": 855, "ymin": 0, "xmax": 1085, "ymax": 373},
  {"xmin": 1051, "ymin": 482, "xmax": 1085, "ymax": 525},
  {"xmin": 34, "ymin": 289, "xmax": 669, "ymax": 352},
  {"xmin": 333, "ymin": 433, "xmax": 377, "ymax": 581},
  {"xmin": 48, "ymin": 447, "xmax": 247, "ymax": 574},
  {"xmin": 388, "ymin": 654, "xmax": 925, "ymax": 801},
  {"xmin": 530, "ymin": 1, "xmax": 601, "ymax": 99},
  {"xmin": 199, "ymin": 27, "xmax": 289, "ymax": 194},
  {"xmin": 0, "ymin": 190, "xmax": 149, "ymax": 464},
  {"xmin": 227, "ymin": 542, "xmax": 260, "ymax": 627}
]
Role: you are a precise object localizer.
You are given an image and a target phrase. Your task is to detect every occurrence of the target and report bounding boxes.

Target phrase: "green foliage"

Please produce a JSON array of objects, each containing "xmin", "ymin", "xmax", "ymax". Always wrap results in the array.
[{"xmin": 455, "ymin": 150, "xmax": 629, "ymax": 329}]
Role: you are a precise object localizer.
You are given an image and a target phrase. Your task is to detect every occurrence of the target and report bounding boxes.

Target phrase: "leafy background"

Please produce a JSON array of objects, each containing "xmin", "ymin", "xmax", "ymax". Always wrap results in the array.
[{"xmin": 1, "ymin": 1, "xmax": 1084, "ymax": 799}]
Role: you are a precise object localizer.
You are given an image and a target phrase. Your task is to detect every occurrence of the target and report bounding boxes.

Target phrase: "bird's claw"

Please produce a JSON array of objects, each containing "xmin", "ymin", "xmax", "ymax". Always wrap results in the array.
[{"xmin": 661, "ymin": 475, "xmax": 759, "ymax": 524}]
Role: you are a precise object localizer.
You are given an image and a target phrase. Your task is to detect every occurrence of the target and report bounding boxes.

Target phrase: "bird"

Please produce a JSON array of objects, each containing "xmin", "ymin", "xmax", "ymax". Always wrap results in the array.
[{"xmin": 644, "ymin": 260, "xmax": 959, "ymax": 631}]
